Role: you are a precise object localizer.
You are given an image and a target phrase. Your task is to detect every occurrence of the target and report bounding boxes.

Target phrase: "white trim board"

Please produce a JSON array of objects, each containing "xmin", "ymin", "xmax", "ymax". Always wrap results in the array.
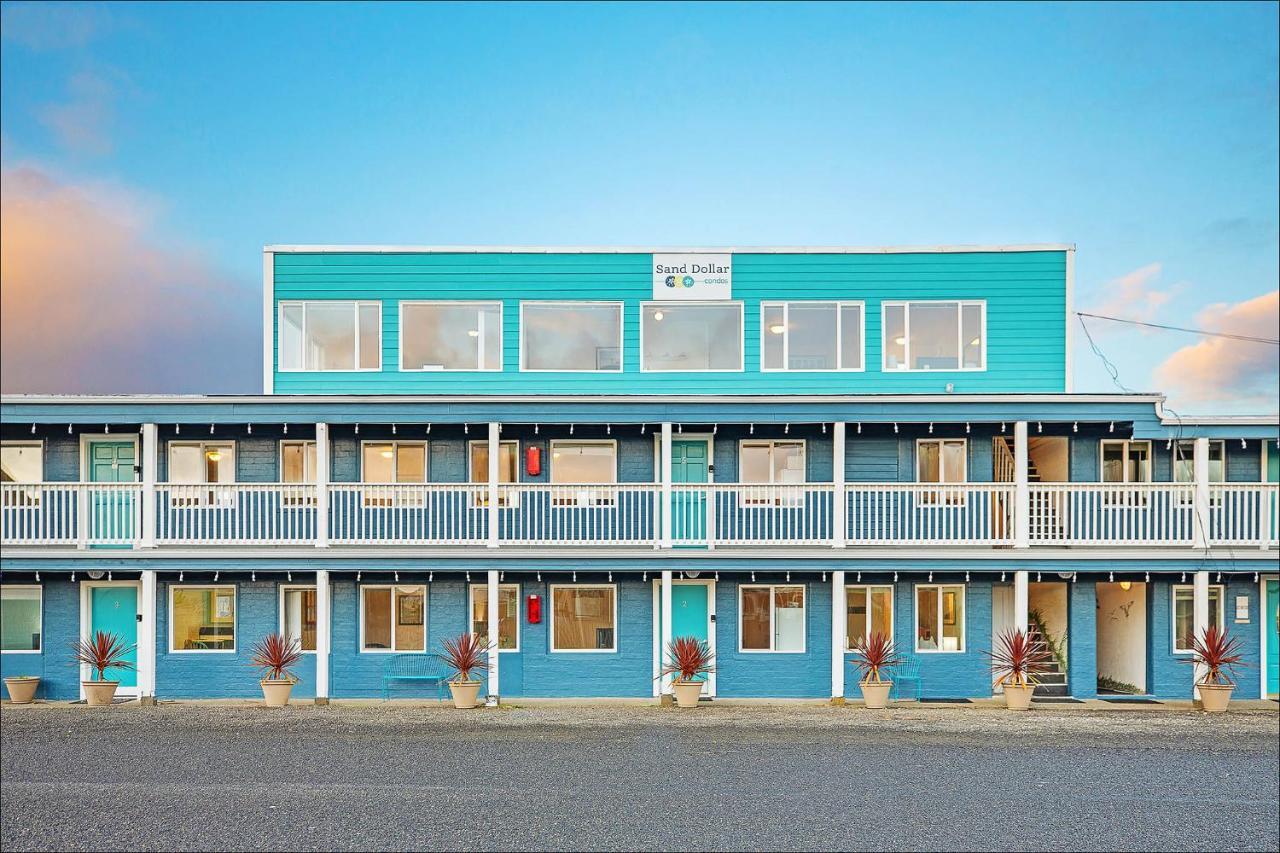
[{"xmin": 264, "ymin": 243, "xmax": 1077, "ymax": 255}]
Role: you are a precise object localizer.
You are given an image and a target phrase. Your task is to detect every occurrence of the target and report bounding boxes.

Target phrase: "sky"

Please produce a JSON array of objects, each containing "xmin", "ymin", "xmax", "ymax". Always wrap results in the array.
[{"xmin": 1, "ymin": 1, "xmax": 1277, "ymax": 413}]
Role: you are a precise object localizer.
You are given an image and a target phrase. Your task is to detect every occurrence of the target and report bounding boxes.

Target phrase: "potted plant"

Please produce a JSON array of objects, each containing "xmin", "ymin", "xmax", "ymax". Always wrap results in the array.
[
  {"xmin": 658, "ymin": 636, "xmax": 715, "ymax": 708},
  {"xmin": 250, "ymin": 633, "xmax": 303, "ymax": 707},
  {"xmin": 850, "ymin": 632, "xmax": 902, "ymax": 709},
  {"xmin": 4, "ymin": 675, "xmax": 40, "ymax": 704},
  {"xmin": 1184, "ymin": 625, "xmax": 1247, "ymax": 713},
  {"xmin": 986, "ymin": 629, "xmax": 1052, "ymax": 710},
  {"xmin": 436, "ymin": 632, "xmax": 491, "ymax": 709},
  {"xmin": 72, "ymin": 631, "xmax": 134, "ymax": 706}
]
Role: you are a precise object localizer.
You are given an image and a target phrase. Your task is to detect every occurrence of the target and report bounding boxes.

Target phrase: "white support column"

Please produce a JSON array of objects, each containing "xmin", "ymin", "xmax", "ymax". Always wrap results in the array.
[
  {"xmin": 315, "ymin": 569, "xmax": 330, "ymax": 703},
  {"xmin": 315, "ymin": 423, "xmax": 330, "ymax": 548},
  {"xmin": 140, "ymin": 424, "xmax": 158, "ymax": 549},
  {"xmin": 1193, "ymin": 436, "xmax": 1211, "ymax": 550},
  {"xmin": 138, "ymin": 570, "xmax": 157, "ymax": 703},
  {"xmin": 1192, "ymin": 569, "xmax": 1209, "ymax": 699},
  {"xmin": 660, "ymin": 423, "xmax": 673, "ymax": 549},
  {"xmin": 1014, "ymin": 570, "xmax": 1030, "ymax": 635},
  {"xmin": 660, "ymin": 570, "xmax": 673, "ymax": 697},
  {"xmin": 831, "ymin": 569, "xmax": 846, "ymax": 701},
  {"xmin": 487, "ymin": 423, "xmax": 500, "ymax": 549},
  {"xmin": 1014, "ymin": 421, "xmax": 1030, "ymax": 549},
  {"xmin": 486, "ymin": 569, "xmax": 500, "ymax": 706},
  {"xmin": 833, "ymin": 423, "xmax": 847, "ymax": 549}
]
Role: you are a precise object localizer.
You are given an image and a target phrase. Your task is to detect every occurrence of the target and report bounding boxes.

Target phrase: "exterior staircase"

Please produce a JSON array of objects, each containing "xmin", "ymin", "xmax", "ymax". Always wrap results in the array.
[
  {"xmin": 995, "ymin": 437, "xmax": 1064, "ymax": 541},
  {"xmin": 1027, "ymin": 623, "xmax": 1069, "ymax": 697}
]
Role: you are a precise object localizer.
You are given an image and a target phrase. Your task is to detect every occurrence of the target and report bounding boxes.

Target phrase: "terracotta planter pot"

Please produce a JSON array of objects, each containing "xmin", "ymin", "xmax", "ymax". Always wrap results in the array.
[
  {"xmin": 82, "ymin": 681, "xmax": 119, "ymax": 706},
  {"xmin": 1003, "ymin": 683, "xmax": 1036, "ymax": 711},
  {"xmin": 672, "ymin": 681, "xmax": 705, "ymax": 708},
  {"xmin": 4, "ymin": 677, "xmax": 39, "ymax": 704},
  {"xmin": 448, "ymin": 680, "xmax": 483, "ymax": 709},
  {"xmin": 261, "ymin": 680, "xmax": 295, "ymax": 707},
  {"xmin": 859, "ymin": 679, "xmax": 893, "ymax": 709},
  {"xmin": 1197, "ymin": 682, "xmax": 1234, "ymax": 713}
]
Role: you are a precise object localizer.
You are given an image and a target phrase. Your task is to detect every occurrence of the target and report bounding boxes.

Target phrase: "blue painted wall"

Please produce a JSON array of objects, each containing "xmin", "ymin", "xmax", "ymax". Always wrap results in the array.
[
  {"xmin": 1068, "ymin": 580, "xmax": 1098, "ymax": 698},
  {"xmin": 1147, "ymin": 577, "xmax": 1262, "ymax": 700},
  {"xmin": 0, "ymin": 581, "xmax": 79, "ymax": 700}
]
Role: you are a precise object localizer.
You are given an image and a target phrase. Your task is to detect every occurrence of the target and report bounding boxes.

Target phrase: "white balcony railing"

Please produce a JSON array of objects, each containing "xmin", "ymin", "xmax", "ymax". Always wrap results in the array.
[
  {"xmin": 1027, "ymin": 483, "xmax": 1196, "ymax": 546},
  {"xmin": 845, "ymin": 483, "xmax": 1015, "ymax": 546},
  {"xmin": 0, "ymin": 482, "xmax": 142, "ymax": 546},
  {"xmin": 156, "ymin": 484, "xmax": 318, "ymax": 545},
  {"xmin": 329, "ymin": 483, "xmax": 488, "ymax": 545},
  {"xmin": 672, "ymin": 484, "xmax": 835, "ymax": 546},
  {"xmin": 500, "ymin": 483, "xmax": 659, "ymax": 546},
  {"xmin": 1209, "ymin": 483, "xmax": 1280, "ymax": 548}
]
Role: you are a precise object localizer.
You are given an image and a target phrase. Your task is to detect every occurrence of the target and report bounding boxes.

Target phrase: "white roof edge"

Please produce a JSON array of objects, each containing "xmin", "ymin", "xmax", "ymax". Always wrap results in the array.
[
  {"xmin": 3, "ymin": 392, "xmax": 1164, "ymax": 405},
  {"xmin": 1152, "ymin": 399, "xmax": 1279, "ymax": 426},
  {"xmin": 262, "ymin": 243, "xmax": 1076, "ymax": 255}
]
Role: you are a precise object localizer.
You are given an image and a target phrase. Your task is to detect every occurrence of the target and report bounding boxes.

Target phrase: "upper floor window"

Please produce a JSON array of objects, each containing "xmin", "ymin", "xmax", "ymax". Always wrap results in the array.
[
  {"xmin": 641, "ymin": 303, "xmax": 743, "ymax": 371},
  {"xmin": 361, "ymin": 442, "xmax": 427, "ymax": 507},
  {"xmin": 740, "ymin": 440, "xmax": 805, "ymax": 485},
  {"xmin": 1101, "ymin": 440, "xmax": 1151, "ymax": 484},
  {"xmin": 1173, "ymin": 440, "xmax": 1226, "ymax": 484},
  {"xmin": 469, "ymin": 440, "xmax": 519, "ymax": 507},
  {"xmin": 168, "ymin": 442, "xmax": 235, "ymax": 506},
  {"xmin": 883, "ymin": 301, "xmax": 985, "ymax": 371},
  {"xmin": 280, "ymin": 441, "xmax": 317, "ymax": 484},
  {"xmin": 520, "ymin": 302, "xmax": 622, "ymax": 372},
  {"xmin": 917, "ymin": 439, "xmax": 967, "ymax": 483},
  {"xmin": 2, "ymin": 442, "xmax": 43, "ymax": 507},
  {"xmin": 550, "ymin": 441, "xmax": 617, "ymax": 505},
  {"xmin": 762, "ymin": 302, "xmax": 864, "ymax": 371},
  {"xmin": 400, "ymin": 301, "xmax": 502, "ymax": 371},
  {"xmin": 279, "ymin": 301, "xmax": 381, "ymax": 372}
]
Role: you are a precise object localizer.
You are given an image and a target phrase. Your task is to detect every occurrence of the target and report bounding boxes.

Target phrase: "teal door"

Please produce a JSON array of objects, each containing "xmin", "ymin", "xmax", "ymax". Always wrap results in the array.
[
  {"xmin": 671, "ymin": 440, "xmax": 710, "ymax": 544},
  {"xmin": 658, "ymin": 582, "xmax": 714, "ymax": 696},
  {"xmin": 88, "ymin": 586, "xmax": 138, "ymax": 688},
  {"xmin": 1267, "ymin": 580, "xmax": 1278, "ymax": 699},
  {"xmin": 88, "ymin": 441, "xmax": 136, "ymax": 545}
]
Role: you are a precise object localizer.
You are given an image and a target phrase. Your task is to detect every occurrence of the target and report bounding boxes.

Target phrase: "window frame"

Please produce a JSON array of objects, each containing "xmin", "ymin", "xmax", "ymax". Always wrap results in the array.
[
  {"xmin": 468, "ymin": 582, "xmax": 522, "ymax": 653},
  {"xmin": 467, "ymin": 439, "xmax": 520, "ymax": 508},
  {"xmin": 277, "ymin": 300, "xmax": 383, "ymax": 373},
  {"xmin": 278, "ymin": 440, "xmax": 317, "ymax": 484},
  {"xmin": 1, "ymin": 441, "xmax": 45, "ymax": 508},
  {"xmin": 398, "ymin": 300, "xmax": 504, "ymax": 372},
  {"xmin": 737, "ymin": 583, "xmax": 807, "ymax": 654},
  {"xmin": 760, "ymin": 300, "xmax": 865, "ymax": 373},
  {"xmin": 518, "ymin": 301, "xmax": 624, "ymax": 373},
  {"xmin": 1171, "ymin": 584, "xmax": 1225, "ymax": 655},
  {"xmin": 737, "ymin": 439, "xmax": 807, "ymax": 507},
  {"xmin": 844, "ymin": 584, "xmax": 894, "ymax": 652},
  {"xmin": 549, "ymin": 439, "xmax": 618, "ymax": 506},
  {"xmin": 359, "ymin": 440, "xmax": 429, "ymax": 483},
  {"xmin": 278, "ymin": 584, "xmax": 319, "ymax": 654},
  {"xmin": 881, "ymin": 300, "xmax": 987, "ymax": 372},
  {"xmin": 1099, "ymin": 439, "xmax": 1153, "ymax": 484},
  {"xmin": 639, "ymin": 301, "xmax": 745, "ymax": 373},
  {"xmin": 168, "ymin": 584, "xmax": 238, "ymax": 654},
  {"xmin": 548, "ymin": 583, "xmax": 618, "ymax": 653},
  {"xmin": 0, "ymin": 584, "xmax": 42, "ymax": 654},
  {"xmin": 358, "ymin": 584, "xmax": 428, "ymax": 654},
  {"xmin": 914, "ymin": 583, "xmax": 966, "ymax": 654},
  {"xmin": 916, "ymin": 438, "xmax": 969, "ymax": 507},
  {"xmin": 166, "ymin": 441, "xmax": 237, "ymax": 507}
]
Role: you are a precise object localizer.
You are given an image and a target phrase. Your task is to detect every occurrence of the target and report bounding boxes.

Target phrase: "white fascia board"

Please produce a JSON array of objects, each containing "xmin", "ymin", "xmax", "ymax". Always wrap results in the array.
[{"xmin": 263, "ymin": 243, "xmax": 1077, "ymax": 255}]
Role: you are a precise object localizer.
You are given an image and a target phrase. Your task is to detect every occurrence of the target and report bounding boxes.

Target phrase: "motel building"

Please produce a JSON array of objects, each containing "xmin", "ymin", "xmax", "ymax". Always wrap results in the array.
[{"xmin": 1, "ymin": 244, "xmax": 1278, "ymax": 706}]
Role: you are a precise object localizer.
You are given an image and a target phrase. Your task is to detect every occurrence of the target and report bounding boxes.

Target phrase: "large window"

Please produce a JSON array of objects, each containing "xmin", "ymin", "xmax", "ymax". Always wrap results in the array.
[
  {"xmin": 845, "ymin": 585, "xmax": 893, "ymax": 651},
  {"xmin": 2, "ymin": 442, "xmax": 43, "ymax": 507},
  {"xmin": 641, "ymin": 303, "xmax": 743, "ymax": 371},
  {"xmin": 1173, "ymin": 440, "xmax": 1226, "ymax": 484},
  {"xmin": 740, "ymin": 441, "xmax": 806, "ymax": 485},
  {"xmin": 400, "ymin": 301, "xmax": 502, "ymax": 371},
  {"xmin": 740, "ymin": 585, "xmax": 806, "ymax": 652},
  {"xmin": 168, "ymin": 442, "xmax": 235, "ymax": 506},
  {"xmin": 917, "ymin": 439, "xmax": 967, "ymax": 483},
  {"xmin": 550, "ymin": 585, "xmax": 616, "ymax": 652},
  {"xmin": 1101, "ymin": 440, "xmax": 1152, "ymax": 483},
  {"xmin": 762, "ymin": 302, "xmax": 863, "ymax": 371},
  {"xmin": 0, "ymin": 586, "xmax": 41, "ymax": 652},
  {"xmin": 916, "ymin": 584, "xmax": 964, "ymax": 652},
  {"xmin": 1172, "ymin": 585, "xmax": 1224, "ymax": 654},
  {"xmin": 550, "ymin": 441, "xmax": 617, "ymax": 506},
  {"xmin": 520, "ymin": 302, "xmax": 622, "ymax": 372},
  {"xmin": 469, "ymin": 441, "xmax": 519, "ymax": 507},
  {"xmin": 883, "ymin": 301, "xmax": 985, "ymax": 371},
  {"xmin": 361, "ymin": 442, "xmax": 427, "ymax": 506},
  {"xmin": 361, "ymin": 585, "xmax": 426, "ymax": 652},
  {"xmin": 170, "ymin": 586, "xmax": 236, "ymax": 652},
  {"xmin": 280, "ymin": 585, "xmax": 318, "ymax": 652},
  {"xmin": 470, "ymin": 584, "xmax": 520, "ymax": 652},
  {"xmin": 280, "ymin": 441, "xmax": 317, "ymax": 483},
  {"xmin": 279, "ymin": 301, "xmax": 381, "ymax": 371}
]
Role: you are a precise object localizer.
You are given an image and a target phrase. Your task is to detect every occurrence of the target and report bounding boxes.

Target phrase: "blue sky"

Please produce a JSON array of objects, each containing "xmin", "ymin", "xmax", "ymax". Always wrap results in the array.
[{"xmin": 1, "ymin": 1, "xmax": 1276, "ymax": 410}]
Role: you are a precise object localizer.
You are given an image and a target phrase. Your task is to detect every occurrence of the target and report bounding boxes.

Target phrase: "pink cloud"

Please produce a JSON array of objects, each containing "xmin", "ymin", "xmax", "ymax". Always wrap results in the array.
[
  {"xmin": 1090, "ymin": 262, "xmax": 1180, "ymax": 326},
  {"xmin": 1153, "ymin": 291, "xmax": 1280, "ymax": 408}
]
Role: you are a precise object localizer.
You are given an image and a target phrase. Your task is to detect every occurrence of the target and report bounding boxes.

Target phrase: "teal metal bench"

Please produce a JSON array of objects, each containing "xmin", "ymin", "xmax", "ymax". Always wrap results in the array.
[{"xmin": 382, "ymin": 654, "xmax": 449, "ymax": 701}]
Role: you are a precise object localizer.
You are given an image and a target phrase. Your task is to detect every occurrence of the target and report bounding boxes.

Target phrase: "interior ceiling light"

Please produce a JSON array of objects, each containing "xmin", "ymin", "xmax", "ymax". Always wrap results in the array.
[{"xmin": 769, "ymin": 324, "xmax": 786, "ymax": 335}]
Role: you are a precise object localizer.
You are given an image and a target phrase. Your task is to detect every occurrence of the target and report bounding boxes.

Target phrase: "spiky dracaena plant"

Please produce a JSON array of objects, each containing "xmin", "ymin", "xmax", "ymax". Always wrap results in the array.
[
  {"xmin": 437, "ymin": 632, "xmax": 492, "ymax": 683},
  {"xmin": 659, "ymin": 636, "xmax": 716, "ymax": 684},
  {"xmin": 985, "ymin": 629, "xmax": 1053, "ymax": 690},
  {"xmin": 1183, "ymin": 625, "xmax": 1247, "ymax": 687},
  {"xmin": 72, "ymin": 631, "xmax": 135, "ymax": 682},
  {"xmin": 850, "ymin": 632, "xmax": 903, "ymax": 684},
  {"xmin": 250, "ymin": 633, "xmax": 304, "ymax": 682}
]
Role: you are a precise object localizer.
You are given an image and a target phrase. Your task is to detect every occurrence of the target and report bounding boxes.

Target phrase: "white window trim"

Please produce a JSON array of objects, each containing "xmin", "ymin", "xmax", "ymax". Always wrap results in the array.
[
  {"xmin": 518, "ymin": 301, "xmax": 624, "ymax": 373},
  {"xmin": 1, "ymin": 440, "xmax": 45, "ymax": 508},
  {"xmin": 359, "ymin": 440, "xmax": 429, "ymax": 482},
  {"xmin": 737, "ymin": 439, "xmax": 807, "ymax": 507},
  {"xmin": 881, "ymin": 300, "xmax": 987, "ymax": 372},
  {"xmin": 165, "ymin": 441, "xmax": 236, "ymax": 507},
  {"xmin": 914, "ymin": 583, "xmax": 966, "ymax": 654},
  {"xmin": 844, "ymin": 584, "xmax": 894, "ymax": 652},
  {"xmin": 548, "ymin": 583, "xmax": 618, "ymax": 653},
  {"xmin": 737, "ymin": 439, "xmax": 808, "ymax": 484},
  {"xmin": 168, "ymin": 584, "xmax": 238, "ymax": 654},
  {"xmin": 639, "ymin": 301, "xmax": 745, "ymax": 373},
  {"xmin": 398, "ymin": 300, "xmax": 503, "ymax": 372},
  {"xmin": 760, "ymin": 300, "xmax": 866, "ymax": 373},
  {"xmin": 467, "ymin": 439, "xmax": 521, "ymax": 508},
  {"xmin": 278, "ymin": 440, "xmax": 317, "ymax": 484},
  {"xmin": 549, "ymin": 439, "xmax": 619, "ymax": 506},
  {"xmin": 278, "ymin": 584, "xmax": 318, "ymax": 655},
  {"xmin": 1171, "ymin": 584, "xmax": 1225, "ymax": 655},
  {"xmin": 277, "ymin": 300, "xmax": 382, "ymax": 373},
  {"xmin": 737, "ymin": 583, "xmax": 807, "ymax": 654},
  {"xmin": 0, "ymin": 584, "xmax": 42, "ymax": 654},
  {"xmin": 468, "ymin": 583, "xmax": 521, "ymax": 653},
  {"xmin": 915, "ymin": 438, "xmax": 969, "ymax": 483},
  {"xmin": 166, "ymin": 441, "xmax": 236, "ymax": 482},
  {"xmin": 1, "ymin": 440, "xmax": 45, "ymax": 481},
  {"xmin": 358, "ymin": 584, "xmax": 428, "ymax": 654},
  {"xmin": 1173, "ymin": 440, "xmax": 1226, "ymax": 483},
  {"xmin": 1099, "ymin": 439, "xmax": 1153, "ymax": 483}
]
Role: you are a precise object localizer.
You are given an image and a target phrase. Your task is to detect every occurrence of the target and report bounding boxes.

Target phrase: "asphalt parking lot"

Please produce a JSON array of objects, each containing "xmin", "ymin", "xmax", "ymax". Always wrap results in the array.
[{"xmin": 1, "ymin": 702, "xmax": 1277, "ymax": 851}]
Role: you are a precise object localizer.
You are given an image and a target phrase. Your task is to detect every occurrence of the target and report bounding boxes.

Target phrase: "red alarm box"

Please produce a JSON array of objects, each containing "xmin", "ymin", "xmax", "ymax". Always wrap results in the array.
[
  {"xmin": 525, "ymin": 445, "xmax": 541, "ymax": 477},
  {"xmin": 527, "ymin": 593, "xmax": 542, "ymax": 624}
]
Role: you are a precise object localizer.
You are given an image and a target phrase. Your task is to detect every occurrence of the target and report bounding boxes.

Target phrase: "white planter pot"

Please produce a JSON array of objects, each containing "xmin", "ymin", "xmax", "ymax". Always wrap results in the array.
[
  {"xmin": 1197, "ymin": 682, "xmax": 1234, "ymax": 713},
  {"xmin": 672, "ymin": 681, "xmax": 705, "ymax": 708},
  {"xmin": 449, "ymin": 681, "xmax": 483, "ymax": 709},
  {"xmin": 859, "ymin": 680, "xmax": 892, "ymax": 709}
]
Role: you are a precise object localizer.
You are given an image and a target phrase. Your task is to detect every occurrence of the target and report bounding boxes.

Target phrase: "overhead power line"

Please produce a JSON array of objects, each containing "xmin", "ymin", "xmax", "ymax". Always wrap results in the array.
[{"xmin": 1075, "ymin": 312, "xmax": 1279, "ymax": 345}]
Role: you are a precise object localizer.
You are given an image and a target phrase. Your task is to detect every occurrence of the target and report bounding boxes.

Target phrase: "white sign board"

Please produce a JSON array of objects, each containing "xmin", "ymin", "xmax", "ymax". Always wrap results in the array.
[
  {"xmin": 1235, "ymin": 595, "xmax": 1249, "ymax": 623},
  {"xmin": 652, "ymin": 253, "xmax": 732, "ymax": 300}
]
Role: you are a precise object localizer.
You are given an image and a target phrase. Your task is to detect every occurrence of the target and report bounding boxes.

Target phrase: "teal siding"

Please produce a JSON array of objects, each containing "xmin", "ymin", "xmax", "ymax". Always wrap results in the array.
[{"xmin": 272, "ymin": 251, "xmax": 1068, "ymax": 395}]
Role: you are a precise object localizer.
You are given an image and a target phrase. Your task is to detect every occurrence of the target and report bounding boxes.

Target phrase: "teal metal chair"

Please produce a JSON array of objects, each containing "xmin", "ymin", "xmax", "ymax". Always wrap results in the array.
[{"xmin": 890, "ymin": 658, "xmax": 922, "ymax": 701}]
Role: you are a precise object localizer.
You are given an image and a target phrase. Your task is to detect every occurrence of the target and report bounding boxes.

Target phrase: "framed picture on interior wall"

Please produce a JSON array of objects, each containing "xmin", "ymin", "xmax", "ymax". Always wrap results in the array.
[
  {"xmin": 942, "ymin": 591, "xmax": 957, "ymax": 626},
  {"xmin": 214, "ymin": 592, "xmax": 233, "ymax": 620},
  {"xmin": 398, "ymin": 592, "xmax": 424, "ymax": 626}
]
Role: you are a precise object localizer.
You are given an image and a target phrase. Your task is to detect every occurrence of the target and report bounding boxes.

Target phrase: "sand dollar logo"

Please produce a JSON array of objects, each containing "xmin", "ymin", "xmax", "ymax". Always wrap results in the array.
[
  {"xmin": 682, "ymin": 275, "xmax": 694, "ymax": 287},
  {"xmin": 665, "ymin": 275, "xmax": 677, "ymax": 287}
]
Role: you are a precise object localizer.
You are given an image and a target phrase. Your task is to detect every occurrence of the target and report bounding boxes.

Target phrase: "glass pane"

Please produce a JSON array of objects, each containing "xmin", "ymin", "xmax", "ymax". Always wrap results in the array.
[
  {"xmin": 402, "ymin": 303, "xmax": 488, "ymax": 371},
  {"xmin": 909, "ymin": 303, "xmax": 960, "ymax": 370},
  {"xmin": 362, "ymin": 587, "xmax": 392, "ymax": 649},
  {"xmin": 1209, "ymin": 587, "xmax": 1222, "ymax": 630},
  {"xmin": 869, "ymin": 587, "xmax": 892, "ymax": 640},
  {"xmin": 918, "ymin": 442, "xmax": 940, "ymax": 484},
  {"xmin": 1174, "ymin": 442, "xmax": 1194, "ymax": 483},
  {"xmin": 359, "ymin": 304, "xmax": 381, "ymax": 369},
  {"xmin": 472, "ymin": 586, "xmax": 519, "ymax": 650},
  {"xmin": 774, "ymin": 586, "xmax": 805, "ymax": 652},
  {"xmin": 787, "ymin": 303, "xmax": 837, "ymax": 370},
  {"xmin": 1173, "ymin": 589, "xmax": 1193, "ymax": 650},
  {"xmin": 941, "ymin": 587, "xmax": 963, "ymax": 651},
  {"xmin": 961, "ymin": 303, "xmax": 983, "ymax": 368},
  {"xmin": 206, "ymin": 445, "xmax": 233, "ymax": 483},
  {"xmin": 363, "ymin": 444, "xmax": 394, "ymax": 482},
  {"xmin": 846, "ymin": 587, "xmax": 868, "ymax": 650},
  {"xmin": 840, "ymin": 304, "xmax": 863, "ymax": 370},
  {"xmin": 552, "ymin": 587, "xmax": 615, "ymax": 650},
  {"xmin": 1, "ymin": 445, "xmax": 42, "ymax": 483},
  {"xmin": 772, "ymin": 442, "xmax": 805, "ymax": 485},
  {"xmin": 280, "ymin": 304, "xmax": 303, "ymax": 370},
  {"xmin": 1209, "ymin": 442, "xmax": 1225, "ymax": 483},
  {"xmin": 740, "ymin": 443, "xmax": 771, "ymax": 484},
  {"xmin": 283, "ymin": 587, "xmax": 317, "ymax": 651},
  {"xmin": 941, "ymin": 441, "xmax": 966, "ymax": 483},
  {"xmin": 281, "ymin": 443, "xmax": 316, "ymax": 484},
  {"xmin": 305, "ymin": 303, "xmax": 355, "ymax": 370},
  {"xmin": 642, "ymin": 304, "xmax": 741, "ymax": 371},
  {"xmin": 523, "ymin": 304, "xmax": 621, "ymax": 371},
  {"xmin": 550, "ymin": 443, "xmax": 615, "ymax": 483},
  {"xmin": 762, "ymin": 304, "xmax": 785, "ymax": 370},
  {"xmin": 0, "ymin": 588, "xmax": 41, "ymax": 651},
  {"xmin": 394, "ymin": 586, "xmax": 425, "ymax": 651},
  {"xmin": 1127, "ymin": 443, "xmax": 1150, "ymax": 483},
  {"xmin": 481, "ymin": 304, "xmax": 502, "ymax": 370},
  {"xmin": 1102, "ymin": 444, "xmax": 1125, "ymax": 483},
  {"xmin": 917, "ymin": 586, "xmax": 940, "ymax": 650},
  {"xmin": 740, "ymin": 587, "xmax": 771, "ymax": 651},
  {"xmin": 395, "ymin": 445, "xmax": 426, "ymax": 484},
  {"xmin": 171, "ymin": 587, "xmax": 236, "ymax": 651},
  {"xmin": 884, "ymin": 305, "xmax": 906, "ymax": 369},
  {"xmin": 470, "ymin": 443, "xmax": 517, "ymax": 483},
  {"xmin": 169, "ymin": 446, "xmax": 204, "ymax": 484}
]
